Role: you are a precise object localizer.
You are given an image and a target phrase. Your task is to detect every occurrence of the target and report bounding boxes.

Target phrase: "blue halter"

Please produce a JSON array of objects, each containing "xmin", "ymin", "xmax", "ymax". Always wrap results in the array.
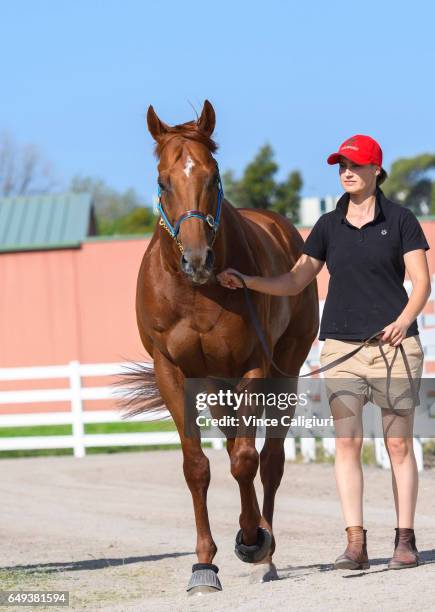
[{"xmin": 157, "ymin": 161, "xmax": 224, "ymax": 253}]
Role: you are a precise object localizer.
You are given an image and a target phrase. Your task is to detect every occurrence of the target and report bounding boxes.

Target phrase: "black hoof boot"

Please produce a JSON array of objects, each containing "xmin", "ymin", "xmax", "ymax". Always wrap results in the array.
[
  {"xmin": 186, "ymin": 563, "xmax": 222, "ymax": 596},
  {"xmin": 234, "ymin": 527, "xmax": 272, "ymax": 563}
]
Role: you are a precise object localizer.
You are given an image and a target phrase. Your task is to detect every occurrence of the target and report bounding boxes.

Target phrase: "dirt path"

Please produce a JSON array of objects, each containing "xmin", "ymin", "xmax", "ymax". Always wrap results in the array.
[{"xmin": 0, "ymin": 450, "xmax": 434, "ymax": 611}]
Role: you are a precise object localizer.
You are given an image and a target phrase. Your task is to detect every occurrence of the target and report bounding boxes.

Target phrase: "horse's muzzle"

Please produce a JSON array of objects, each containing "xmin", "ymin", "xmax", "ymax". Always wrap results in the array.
[{"xmin": 180, "ymin": 248, "xmax": 214, "ymax": 284}]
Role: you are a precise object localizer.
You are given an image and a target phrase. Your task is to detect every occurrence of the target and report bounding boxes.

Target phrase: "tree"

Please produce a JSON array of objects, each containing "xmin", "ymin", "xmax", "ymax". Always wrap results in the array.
[
  {"xmin": 0, "ymin": 132, "xmax": 57, "ymax": 196},
  {"xmin": 383, "ymin": 154, "xmax": 435, "ymax": 215},
  {"xmin": 237, "ymin": 144, "xmax": 278, "ymax": 209},
  {"xmin": 273, "ymin": 170, "xmax": 302, "ymax": 222},
  {"xmin": 222, "ymin": 144, "xmax": 302, "ymax": 222},
  {"xmin": 98, "ymin": 206, "xmax": 157, "ymax": 236},
  {"xmin": 70, "ymin": 176, "xmax": 143, "ymax": 222},
  {"xmin": 70, "ymin": 175, "xmax": 158, "ymax": 235},
  {"xmin": 221, "ymin": 169, "xmax": 240, "ymax": 207}
]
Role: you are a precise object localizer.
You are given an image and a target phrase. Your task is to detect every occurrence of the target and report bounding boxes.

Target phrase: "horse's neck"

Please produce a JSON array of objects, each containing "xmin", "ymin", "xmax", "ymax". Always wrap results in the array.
[{"xmin": 219, "ymin": 201, "xmax": 257, "ymax": 271}]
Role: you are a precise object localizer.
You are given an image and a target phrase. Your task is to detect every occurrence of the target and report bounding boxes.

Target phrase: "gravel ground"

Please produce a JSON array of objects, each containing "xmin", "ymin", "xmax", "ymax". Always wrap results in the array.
[{"xmin": 0, "ymin": 450, "xmax": 434, "ymax": 611}]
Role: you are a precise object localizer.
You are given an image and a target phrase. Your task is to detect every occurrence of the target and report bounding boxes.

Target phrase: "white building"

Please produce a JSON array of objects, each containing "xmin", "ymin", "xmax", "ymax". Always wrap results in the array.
[{"xmin": 299, "ymin": 195, "xmax": 340, "ymax": 226}]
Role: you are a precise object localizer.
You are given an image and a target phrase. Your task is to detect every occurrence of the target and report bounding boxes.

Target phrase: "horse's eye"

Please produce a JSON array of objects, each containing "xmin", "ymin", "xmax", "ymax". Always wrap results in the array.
[{"xmin": 158, "ymin": 179, "xmax": 165, "ymax": 191}]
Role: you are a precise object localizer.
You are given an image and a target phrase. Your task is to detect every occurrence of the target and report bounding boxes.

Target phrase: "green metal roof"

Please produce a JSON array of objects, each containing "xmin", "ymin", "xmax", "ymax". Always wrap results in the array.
[{"xmin": 0, "ymin": 193, "xmax": 96, "ymax": 253}]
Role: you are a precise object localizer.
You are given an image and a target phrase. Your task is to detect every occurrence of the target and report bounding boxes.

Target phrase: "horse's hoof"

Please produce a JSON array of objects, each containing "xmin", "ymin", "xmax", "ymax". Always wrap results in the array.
[
  {"xmin": 249, "ymin": 562, "xmax": 279, "ymax": 583},
  {"xmin": 188, "ymin": 584, "xmax": 221, "ymax": 596},
  {"xmin": 234, "ymin": 527, "xmax": 272, "ymax": 563},
  {"xmin": 186, "ymin": 564, "xmax": 222, "ymax": 596}
]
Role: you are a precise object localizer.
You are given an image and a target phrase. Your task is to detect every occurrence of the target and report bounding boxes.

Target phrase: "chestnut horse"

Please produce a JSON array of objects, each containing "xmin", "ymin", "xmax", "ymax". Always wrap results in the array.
[{"xmin": 130, "ymin": 100, "xmax": 318, "ymax": 594}]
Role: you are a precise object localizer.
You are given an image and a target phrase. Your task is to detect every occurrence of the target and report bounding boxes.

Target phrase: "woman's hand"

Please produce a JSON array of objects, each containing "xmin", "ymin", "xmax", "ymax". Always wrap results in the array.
[
  {"xmin": 217, "ymin": 255, "xmax": 323, "ymax": 295},
  {"xmin": 216, "ymin": 268, "xmax": 249, "ymax": 289},
  {"xmin": 380, "ymin": 318, "xmax": 411, "ymax": 346}
]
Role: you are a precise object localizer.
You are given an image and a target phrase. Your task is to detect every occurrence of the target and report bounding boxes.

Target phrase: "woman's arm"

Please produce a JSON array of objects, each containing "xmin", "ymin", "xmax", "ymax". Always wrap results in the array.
[
  {"xmin": 381, "ymin": 249, "xmax": 431, "ymax": 346},
  {"xmin": 216, "ymin": 254, "xmax": 324, "ymax": 296}
]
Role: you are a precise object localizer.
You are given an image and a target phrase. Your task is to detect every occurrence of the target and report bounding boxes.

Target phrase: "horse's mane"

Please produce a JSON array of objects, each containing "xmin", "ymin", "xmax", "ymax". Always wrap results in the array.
[{"xmin": 154, "ymin": 120, "xmax": 218, "ymax": 158}]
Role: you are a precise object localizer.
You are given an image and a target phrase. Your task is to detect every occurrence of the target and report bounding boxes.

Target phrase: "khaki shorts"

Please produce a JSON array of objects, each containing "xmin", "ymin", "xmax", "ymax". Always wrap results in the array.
[{"xmin": 319, "ymin": 335, "xmax": 424, "ymax": 413}]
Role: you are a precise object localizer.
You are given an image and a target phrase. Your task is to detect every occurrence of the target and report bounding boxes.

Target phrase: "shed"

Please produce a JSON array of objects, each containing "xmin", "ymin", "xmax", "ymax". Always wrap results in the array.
[{"xmin": 0, "ymin": 193, "xmax": 97, "ymax": 252}]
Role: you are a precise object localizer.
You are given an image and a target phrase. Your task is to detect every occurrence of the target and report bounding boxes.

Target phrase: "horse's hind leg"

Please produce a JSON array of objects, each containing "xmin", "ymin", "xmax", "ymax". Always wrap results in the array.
[
  {"xmin": 248, "ymin": 437, "xmax": 287, "ymax": 583},
  {"xmin": 153, "ymin": 349, "xmax": 221, "ymax": 595}
]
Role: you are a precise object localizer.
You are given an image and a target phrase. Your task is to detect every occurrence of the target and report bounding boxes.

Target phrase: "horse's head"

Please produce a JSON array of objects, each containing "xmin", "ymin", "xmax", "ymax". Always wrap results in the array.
[{"xmin": 147, "ymin": 100, "xmax": 223, "ymax": 285}]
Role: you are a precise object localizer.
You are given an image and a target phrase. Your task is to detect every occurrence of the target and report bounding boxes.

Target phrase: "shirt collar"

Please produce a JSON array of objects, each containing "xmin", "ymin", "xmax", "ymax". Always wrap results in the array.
[{"xmin": 336, "ymin": 187, "xmax": 386, "ymax": 224}]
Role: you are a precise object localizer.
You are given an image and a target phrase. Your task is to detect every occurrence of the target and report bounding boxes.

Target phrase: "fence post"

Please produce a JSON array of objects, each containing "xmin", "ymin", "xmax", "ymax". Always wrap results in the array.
[
  {"xmin": 211, "ymin": 438, "xmax": 225, "ymax": 450},
  {"xmin": 284, "ymin": 437, "xmax": 296, "ymax": 460},
  {"xmin": 413, "ymin": 437, "xmax": 424, "ymax": 472},
  {"xmin": 254, "ymin": 424, "xmax": 266, "ymax": 453},
  {"xmin": 300, "ymin": 436, "xmax": 316, "ymax": 462},
  {"xmin": 374, "ymin": 437, "xmax": 390, "ymax": 469},
  {"xmin": 322, "ymin": 437, "xmax": 335, "ymax": 457},
  {"xmin": 69, "ymin": 360, "xmax": 85, "ymax": 458}
]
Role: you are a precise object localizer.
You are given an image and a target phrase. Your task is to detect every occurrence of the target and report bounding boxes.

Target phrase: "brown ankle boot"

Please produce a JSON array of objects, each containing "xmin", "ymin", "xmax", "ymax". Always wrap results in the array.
[
  {"xmin": 388, "ymin": 528, "xmax": 420, "ymax": 570},
  {"xmin": 334, "ymin": 526, "xmax": 370, "ymax": 570}
]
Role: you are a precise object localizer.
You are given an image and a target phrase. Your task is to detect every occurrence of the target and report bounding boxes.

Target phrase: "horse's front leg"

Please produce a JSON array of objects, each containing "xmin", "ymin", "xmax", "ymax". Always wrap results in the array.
[
  {"xmin": 153, "ymin": 349, "xmax": 221, "ymax": 595},
  {"xmin": 230, "ymin": 367, "xmax": 272, "ymax": 564}
]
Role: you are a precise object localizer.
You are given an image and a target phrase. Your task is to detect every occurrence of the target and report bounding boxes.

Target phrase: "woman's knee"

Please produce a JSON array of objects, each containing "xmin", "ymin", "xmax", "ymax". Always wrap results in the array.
[
  {"xmin": 335, "ymin": 436, "xmax": 363, "ymax": 456},
  {"xmin": 385, "ymin": 437, "xmax": 413, "ymax": 463}
]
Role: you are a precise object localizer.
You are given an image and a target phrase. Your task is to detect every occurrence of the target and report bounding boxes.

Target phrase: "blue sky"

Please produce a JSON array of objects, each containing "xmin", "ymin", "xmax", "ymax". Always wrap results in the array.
[{"xmin": 1, "ymin": 0, "xmax": 434, "ymax": 203}]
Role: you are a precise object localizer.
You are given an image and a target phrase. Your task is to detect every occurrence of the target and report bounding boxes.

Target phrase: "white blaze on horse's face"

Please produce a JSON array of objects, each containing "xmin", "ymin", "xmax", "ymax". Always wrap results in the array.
[{"xmin": 183, "ymin": 156, "xmax": 195, "ymax": 178}]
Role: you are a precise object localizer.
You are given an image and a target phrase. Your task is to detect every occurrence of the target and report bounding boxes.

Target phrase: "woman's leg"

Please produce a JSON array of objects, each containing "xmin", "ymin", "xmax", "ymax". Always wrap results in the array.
[
  {"xmin": 382, "ymin": 410, "xmax": 418, "ymax": 528},
  {"xmin": 319, "ymin": 342, "xmax": 367, "ymax": 525},
  {"xmin": 319, "ymin": 339, "xmax": 370, "ymax": 569},
  {"xmin": 330, "ymin": 389, "xmax": 369, "ymax": 569},
  {"xmin": 369, "ymin": 334, "xmax": 423, "ymax": 569},
  {"xmin": 372, "ymin": 335, "xmax": 423, "ymax": 528},
  {"xmin": 332, "ymin": 393, "xmax": 365, "ymax": 526},
  {"xmin": 382, "ymin": 408, "xmax": 420, "ymax": 568}
]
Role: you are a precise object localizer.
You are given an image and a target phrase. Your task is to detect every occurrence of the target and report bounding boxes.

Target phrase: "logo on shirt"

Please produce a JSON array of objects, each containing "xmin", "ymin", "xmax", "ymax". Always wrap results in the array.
[{"xmin": 381, "ymin": 229, "xmax": 388, "ymax": 235}]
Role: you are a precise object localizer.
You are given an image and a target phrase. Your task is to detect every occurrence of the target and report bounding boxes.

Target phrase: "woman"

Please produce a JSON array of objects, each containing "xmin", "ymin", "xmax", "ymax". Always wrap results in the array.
[{"xmin": 216, "ymin": 134, "xmax": 431, "ymax": 570}]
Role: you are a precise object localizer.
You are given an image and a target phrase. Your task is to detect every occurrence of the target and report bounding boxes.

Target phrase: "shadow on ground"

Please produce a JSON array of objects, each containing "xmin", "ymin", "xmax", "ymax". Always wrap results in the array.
[
  {"xmin": 276, "ymin": 549, "xmax": 435, "ymax": 580},
  {"xmin": 0, "ymin": 551, "xmax": 194, "ymax": 574}
]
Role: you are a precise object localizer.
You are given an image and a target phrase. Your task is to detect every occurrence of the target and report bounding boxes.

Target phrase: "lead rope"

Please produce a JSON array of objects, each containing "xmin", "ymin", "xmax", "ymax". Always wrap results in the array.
[
  {"xmin": 379, "ymin": 341, "xmax": 420, "ymax": 421},
  {"xmin": 230, "ymin": 272, "xmax": 419, "ymax": 415}
]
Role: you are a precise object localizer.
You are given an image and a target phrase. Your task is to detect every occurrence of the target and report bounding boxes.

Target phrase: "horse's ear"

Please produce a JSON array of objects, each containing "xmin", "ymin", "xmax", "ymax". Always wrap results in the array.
[
  {"xmin": 147, "ymin": 105, "xmax": 170, "ymax": 141},
  {"xmin": 196, "ymin": 100, "xmax": 216, "ymax": 137}
]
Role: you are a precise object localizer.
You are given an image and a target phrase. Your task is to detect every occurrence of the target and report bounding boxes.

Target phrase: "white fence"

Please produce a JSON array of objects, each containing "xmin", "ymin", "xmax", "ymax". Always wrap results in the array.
[
  {"xmin": 273, "ymin": 435, "xmax": 425, "ymax": 472},
  {"xmin": 0, "ymin": 361, "xmax": 227, "ymax": 458},
  {"xmin": 0, "ymin": 361, "xmax": 167, "ymax": 458},
  {"xmin": 0, "ymin": 360, "xmax": 433, "ymax": 470}
]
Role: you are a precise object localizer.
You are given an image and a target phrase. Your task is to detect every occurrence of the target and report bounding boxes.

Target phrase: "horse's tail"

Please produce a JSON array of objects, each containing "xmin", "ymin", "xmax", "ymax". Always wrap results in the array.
[{"xmin": 113, "ymin": 361, "xmax": 168, "ymax": 419}]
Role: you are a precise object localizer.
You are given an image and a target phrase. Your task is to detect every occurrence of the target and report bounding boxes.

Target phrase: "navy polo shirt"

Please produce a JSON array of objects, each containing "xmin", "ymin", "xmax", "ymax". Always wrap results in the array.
[{"xmin": 302, "ymin": 188, "xmax": 430, "ymax": 341}]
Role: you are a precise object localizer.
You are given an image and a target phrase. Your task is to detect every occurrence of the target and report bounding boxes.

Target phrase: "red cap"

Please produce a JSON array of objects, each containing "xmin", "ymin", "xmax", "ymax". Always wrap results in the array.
[{"xmin": 327, "ymin": 134, "xmax": 383, "ymax": 167}]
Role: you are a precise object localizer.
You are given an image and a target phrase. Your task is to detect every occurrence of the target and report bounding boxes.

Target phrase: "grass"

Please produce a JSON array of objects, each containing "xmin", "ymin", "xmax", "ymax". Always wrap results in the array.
[
  {"xmin": 314, "ymin": 441, "xmax": 335, "ymax": 464},
  {"xmin": 0, "ymin": 568, "xmax": 53, "ymax": 590},
  {"xmin": 361, "ymin": 442, "xmax": 377, "ymax": 466},
  {"xmin": 0, "ymin": 420, "xmax": 180, "ymax": 459},
  {"xmin": 292, "ymin": 438, "xmax": 379, "ymax": 466},
  {"xmin": 0, "ymin": 420, "xmax": 177, "ymax": 438},
  {"xmin": 423, "ymin": 439, "xmax": 435, "ymax": 468}
]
